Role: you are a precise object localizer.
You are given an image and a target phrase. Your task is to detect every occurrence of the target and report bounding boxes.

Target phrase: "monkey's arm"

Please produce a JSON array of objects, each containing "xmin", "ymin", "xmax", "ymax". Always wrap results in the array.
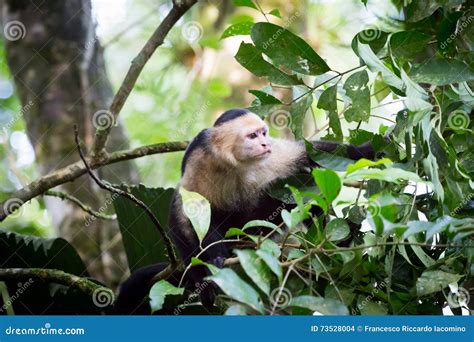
[{"xmin": 310, "ymin": 138, "xmax": 387, "ymax": 161}]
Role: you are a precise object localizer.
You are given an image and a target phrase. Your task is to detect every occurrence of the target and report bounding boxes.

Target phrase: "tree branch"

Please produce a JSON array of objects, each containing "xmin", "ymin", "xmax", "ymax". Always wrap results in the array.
[
  {"xmin": 0, "ymin": 268, "xmax": 104, "ymax": 298},
  {"xmin": 75, "ymin": 125, "xmax": 178, "ymax": 267},
  {"xmin": 0, "ymin": 140, "xmax": 188, "ymax": 221},
  {"xmin": 44, "ymin": 190, "xmax": 116, "ymax": 220},
  {"xmin": 91, "ymin": 0, "xmax": 198, "ymax": 159}
]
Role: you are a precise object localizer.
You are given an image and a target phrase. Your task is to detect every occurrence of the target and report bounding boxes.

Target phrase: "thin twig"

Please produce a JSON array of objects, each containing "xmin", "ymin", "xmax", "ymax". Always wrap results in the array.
[
  {"xmin": 74, "ymin": 124, "xmax": 178, "ymax": 267},
  {"xmin": 44, "ymin": 190, "xmax": 116, "ymax": 220}
]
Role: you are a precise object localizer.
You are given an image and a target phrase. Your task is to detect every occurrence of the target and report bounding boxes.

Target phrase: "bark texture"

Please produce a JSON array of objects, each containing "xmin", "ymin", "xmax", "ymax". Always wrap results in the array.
[{"xmin": 1, "ymin": 0, "xmax": 139, "ymax": 287}]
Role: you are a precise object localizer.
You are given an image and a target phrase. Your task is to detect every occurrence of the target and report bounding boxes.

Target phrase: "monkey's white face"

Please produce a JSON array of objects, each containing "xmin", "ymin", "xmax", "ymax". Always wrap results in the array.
[{"xmin": 233, "ymin": 114, "xmax": 272, "ymax": 162}]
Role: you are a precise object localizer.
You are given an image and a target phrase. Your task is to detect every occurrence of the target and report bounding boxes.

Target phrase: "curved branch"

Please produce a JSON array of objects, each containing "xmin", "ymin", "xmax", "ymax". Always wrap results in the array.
[
  {"xmin": 0, "ymin": 140, "xmax": 188, "ymax": 221},
  {"xmin": 0, "ymin": 268, "xmax": 104, "ymax": 297},
  {"xmin": 75, "ymin": 125, "xmax": 178, "ymax": 267},
  {"xmin": 91, "ymin": 0, "xmax": 198, "ymax": 159},
  {"xmin": 44, "ymin": 190, "xmax": 116, "ymax": 220}
]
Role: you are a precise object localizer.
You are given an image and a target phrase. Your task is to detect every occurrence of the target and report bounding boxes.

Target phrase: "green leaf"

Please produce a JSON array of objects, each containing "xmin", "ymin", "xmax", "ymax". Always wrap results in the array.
[
  {"xmin": 390, "ymin": 31, "xmax": 431, "ymax": 59},
  {"xmin": 401, "ymin": 69, "xmax": 433, "ymax": 112},
  {"xmin": 225, "ymin": 227, "xmax": 248, "ymax": 238},
  {"xmin": 260, "ymin": 239, "xmax": 281, "ymax": 257},
  {"xmin": 317, "ymin": 85, "xmax": 342, "ymax": 140},
  {"xmin": 352, "ymin": 29, "xmax": 389, "ymax": 56},
  {"xmin": 357, "ymin": 41, "xmax": 404, "ymax": 91},
  {"xmin": 0, "ymin": 229, "xmax": 87, "ymax": 275},
  {"xmin": 206, "ymin": 269, "xmax": 264, "ymax": 313},
  {"xmin": 113, "ymin": 185, "xmax": 175, "ymax": 272},
  {"xmin": 268, "ymin": 9, "xmax": 281, "ymax": 18},
  {"xmin": 326, "ymin": 218, "xmax": 350, "ymax": 242},
  {"xmin": 251, "ymin": 22, "xmax": 330, "ymax": 75},
  {"xmin": 289, "ymin": 95, "xmax": 313, "ymax": 139},
  {"xmin": 410, "ymin": 59, "xmax": 474, "ymax": 86},
  {"xmin": 249, "ymin": 90, "xmax": 282, "ymax": 105},
  {"xmin": 359, "ymin": 301, "xmax": 388, "ymax": 315},
  {"xmin": 343, "ymin": 70, "xmax": 371, "ymax": 122},
  {"xmin": 149, "ymin": 280, "xmax": 184, "ymax": 313},
  {"xmin": 233, "ymin": 0, "xmax": 257, "ymax": 10},
  {"xmin": 235, "ymin": 249, "xmax": 272, "ymax": 295},
  {"xmin": 221, "ymin": 21, "xmax": 254, "ymax": 39},
  {"xmin": 345, "ymin": 167, "xmax": 425, "ymax": 184},
  {"xmin": 312, "ymin": 168, "xmax": 341, "ymax": 204},
  {"xmin": 235, "ymin": 42, "xmax": 302, "ymax": 85},
  {"xmin": 256, "ymin": 249, "xmax": 282, "ymax": 282},
  {"xmin": 290, "ymin": 295, "xmax": 349, "ymax": 315},
  {"xmin": 225, "ymin": 304, "xmax": 248, "ymax": 315},
  {"xmin": 179, "ymin": 187, "xmax": 211, "ymax": 245},
  {"xmin": 242, "ymin": 220, "xmax": 281, "ymax": 233},
  {"xmin": 416, "ymin": 270, "xmax": 462, "ymax": 296},
  {"xmin": 346, "ymin": 158, "xmax": 392, "ymax": 174}
]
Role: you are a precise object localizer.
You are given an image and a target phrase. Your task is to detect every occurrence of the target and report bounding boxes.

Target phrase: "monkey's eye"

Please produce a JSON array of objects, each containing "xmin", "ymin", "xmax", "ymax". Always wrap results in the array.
[
  {"xmin": 248, "ymin": 133, "xmax": 258, "ymax": 139},
  {"xmin": 262, "ymin": 130, "xmax": 267, "ymax": 136}
]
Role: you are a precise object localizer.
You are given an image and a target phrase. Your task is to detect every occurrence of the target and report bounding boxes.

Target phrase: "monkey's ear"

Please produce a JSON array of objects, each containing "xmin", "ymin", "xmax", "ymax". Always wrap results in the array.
[{"xmin": 210, "ymin": 129, "xmax": 238, "ymax": 166}]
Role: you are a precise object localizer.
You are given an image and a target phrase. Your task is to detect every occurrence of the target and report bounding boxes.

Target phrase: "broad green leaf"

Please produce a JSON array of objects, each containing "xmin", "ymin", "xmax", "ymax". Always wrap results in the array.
[
  {"xmin": 325, "ymin": 285, "xmax": 356, "ymax": 306},
  {"xmin": 0, "ymin": 229, "xmax": 87, "ymax": 275},
  {"xmin": 233, "ymin": 0, "xmax": 257, "ymax": 10},
  {"xmin": 206, "ymin": 269, "xmax": 264, "ymax": 313},
  {"xmin": 260, "ymin": 239, "xmax": 281, "ymax": 257},
  {"xmin": 290, "ymin": 295, "xmax": 349, "ymax": 315},
  {"xmin": 407, "ymin": 235, "xmax": 435, "ymax": 268},
  {"xmin": 235, "ymin": 249, "xmax": 272, "ymax": 295},
  {"xmin": 225, "ymin": 304, "xmax": 248, "ymax": 315},
  {"xmin": 343, "ymin": 70, "xmax": 371, "ymax": 122},
  {"xmin": 401, "ymin": 69, "xmax": 433, "ymax": 112},
  {"xmin": 406, "ymin": 0, "xmax": 463, "ymax": 23},
  {"xmin": 242, "ymin": 219, "xmax": 280, "ymax": 232},
  {"xmin": 416, "ymin": 270, "xmax": 462, "ymax": 296},
  {"xmin": 221, "ymin": 21, "xmax": 254, "ymax": 39},
  {"xmin": 410, "ymin": 59, "xmax": 474, "ymax": 86},
  {"xmin": 235, "ymin": 42, "xmax": 302, "ymax": 85},
  {"xmin": 251, "ymin": 22, "xmax": 330, "ymax": 75},
  {"xmin": 225, "ymin": 227, "xmax": 248, "ymax": 238},
  {"xmin": 357, "ymin": 41, "xmax": 404, "ymax": 91},
  {"xmin": 149, "ymin": 280, "xmax": 184, "ymax": 313},
  {"xmin": 352, "ymin": 29, "xmax": 389, "ymax": 56},
  {"xmin": 325, "ymin": 218, "xmax": 350, "ymax": 242},
  {"xmin": 179, "ymin": 187, "xmax": 211, "ymax": 245},
  {"xmin": 359, "ymin": 301, "xmax": 388, "ymax": 315},
  {"xmin": 289, "ymin": 95, "xmax": 313, "ymax": 139},
  {"xmin": 345, "ymin": 167, "xmax": 425, "ymax": 184},
  {"xmin": 346, "ymin": 158, "xmax": 392, "ymax": 174},
  {"xmin": 390, "ymin": 31, "xmax": 431, "ymax": 59},
  {"xmin": 114, "ymin": 185, "xmax": 175, "ymax": 271},
  {"xmin": 317, "ymin": 85, "xmax": 342, "ymax": 140},
  {"xmin": 256, "ymin": 249, "xmax": 283, "ymax": 282},
  {"xmin": 312, "ymin": 168, "xmax": 341, "ymax": 204}
]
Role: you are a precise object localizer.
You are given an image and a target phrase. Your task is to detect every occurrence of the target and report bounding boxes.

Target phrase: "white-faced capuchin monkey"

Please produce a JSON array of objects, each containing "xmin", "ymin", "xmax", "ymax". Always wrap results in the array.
[{"xmin": 115, "ymin": 108, "xmax": 381, "ymax": 314}]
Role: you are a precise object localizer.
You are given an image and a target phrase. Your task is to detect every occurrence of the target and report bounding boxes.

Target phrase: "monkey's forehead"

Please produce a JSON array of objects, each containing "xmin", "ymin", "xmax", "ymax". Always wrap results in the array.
[{"xmin": 220, "ymin": 112, "xmax": 266, "ymax": 129}]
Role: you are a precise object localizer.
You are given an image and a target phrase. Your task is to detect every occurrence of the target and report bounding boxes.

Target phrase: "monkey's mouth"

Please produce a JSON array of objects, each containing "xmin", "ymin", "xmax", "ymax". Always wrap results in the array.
[{"xmin": 256, "ymin": 150, "xmax": 271, "ymax": 158}]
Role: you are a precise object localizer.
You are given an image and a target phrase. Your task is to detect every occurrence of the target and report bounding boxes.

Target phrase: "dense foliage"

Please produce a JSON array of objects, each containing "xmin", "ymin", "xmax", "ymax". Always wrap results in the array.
[{"xmin": 149, "ymin": 0, "xmax": 474, "ymax": 315}]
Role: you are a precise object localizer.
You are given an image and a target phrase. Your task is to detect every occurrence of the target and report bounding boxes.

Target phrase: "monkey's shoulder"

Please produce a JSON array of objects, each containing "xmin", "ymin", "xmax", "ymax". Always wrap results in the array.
[{"xmin": 181, "ymin": 128, "xmax": 210, "ymax": 175}]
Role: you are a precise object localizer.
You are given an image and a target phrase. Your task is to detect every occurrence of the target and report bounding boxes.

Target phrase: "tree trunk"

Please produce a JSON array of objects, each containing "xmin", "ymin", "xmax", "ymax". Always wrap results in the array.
[{"xmin": 1, "ymin": 0, "xmax": 139, "ymax": 288}]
